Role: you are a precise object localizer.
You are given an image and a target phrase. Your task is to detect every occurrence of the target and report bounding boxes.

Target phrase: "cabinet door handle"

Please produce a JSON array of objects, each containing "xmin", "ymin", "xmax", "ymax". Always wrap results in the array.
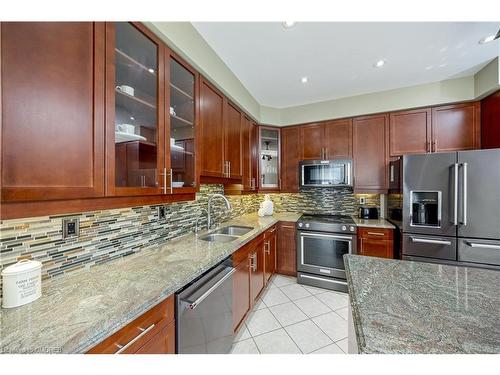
[
  {"xmin": 426, "ymin": 140, "xmax": 430, "ymax": 153},
  {"xmin": 162, "ymin": 167, "xmax": 167, "ymax": 194},
  {"xmin": 367, "ymin": 232, "xmax": 385, "ymax": 236},
  {"xmin": 115, "ymin": 323, "xmax": 155, "ymax": 354},
  {"xmin": 228, "ymin": 161, "xmax": 231, "ymax": 177},
  {"xmin": 432, "ymin": 140, "xmax": 436, "ymax": 152},
  {"xmin": 466, "ymin": 242, "xmax": 500, "ymax": 250},
  {"xmin": 410, "ymin": 237, "xmax": 452, "ymax": 245},
  {"xmin": 264, "ymin": 241, "xmax": 270, "ymax": 254},
  {"xmin": 390, "ymin": 165, "xmax": 394, "ymax": 182}
]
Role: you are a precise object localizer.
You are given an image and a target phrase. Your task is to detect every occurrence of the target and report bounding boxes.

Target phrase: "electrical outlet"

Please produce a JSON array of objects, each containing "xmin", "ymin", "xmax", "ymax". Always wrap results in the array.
[
  {"xmin": 158, "ymin": 206, "xmax": 166, "ymax": 221},
  {"xmin": 158, "ymin": 206, "xmax": 164, "ymax": 220},
  {"xmin": 359, "ymin": 197, "xmax": 366, "ymax": 205},
  {"xmin": 62, "ymin": 217, "xmax": 79, "ymax": 239}
]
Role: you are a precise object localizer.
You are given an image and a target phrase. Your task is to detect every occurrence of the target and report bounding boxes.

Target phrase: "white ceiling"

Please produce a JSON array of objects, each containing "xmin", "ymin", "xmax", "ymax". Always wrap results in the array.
[{"xmin": 192, "ymin": 22, "xmax": 500, "ymax": 108}]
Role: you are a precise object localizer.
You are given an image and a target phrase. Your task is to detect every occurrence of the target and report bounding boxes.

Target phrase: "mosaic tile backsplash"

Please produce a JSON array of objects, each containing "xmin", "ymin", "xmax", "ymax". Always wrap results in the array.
[{"xmin": 0, "ymin": 184, "xmax": 379, "ymax": 297}]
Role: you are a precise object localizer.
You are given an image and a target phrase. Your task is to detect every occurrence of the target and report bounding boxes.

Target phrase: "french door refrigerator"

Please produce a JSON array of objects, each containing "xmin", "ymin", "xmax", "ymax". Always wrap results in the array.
[{"xmin": 402, "ymin": 148, "xmax": 500, "ymax": 270}]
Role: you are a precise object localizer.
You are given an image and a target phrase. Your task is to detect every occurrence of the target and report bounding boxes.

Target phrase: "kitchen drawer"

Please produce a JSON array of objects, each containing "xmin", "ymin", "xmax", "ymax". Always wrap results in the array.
[
  {"xmin": 458, "ymin": 238, "xmax": 500, "ymax": 266},
  {"xmin": 135, "ymin": 321, "xmax": 175, "ymax": 354},
  {"xmin": 358, "ymin": 227, "xmax": 393, "ymax": 240},
  {"xmin": 264, "ymin": 225, "xmax": 277, "ymax": 239},
  {"xmin": 402, "ymin": 234, "xmax": 456, "ymax": 261},
  {"xmin": 87, "ymin": 295, "xmax": 174, "ymax": 354}
]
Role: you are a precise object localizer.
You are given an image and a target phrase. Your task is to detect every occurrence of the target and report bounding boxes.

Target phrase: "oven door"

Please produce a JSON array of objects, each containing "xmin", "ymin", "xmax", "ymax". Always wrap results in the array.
[{"xmin": 297, "ymin": 230, "xmax": 355, "ymax": 279}]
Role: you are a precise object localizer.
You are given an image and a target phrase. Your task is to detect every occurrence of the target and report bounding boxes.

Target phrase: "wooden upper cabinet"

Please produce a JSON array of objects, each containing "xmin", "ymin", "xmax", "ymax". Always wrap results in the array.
[
  {"xmin": 106, "ymin": 22, "xmax": 166, "ymax": 197},
  {"xmin": 431, "ymin": 102, "xmax": 481, "ymax": 152},
  {"xmin": 324, "ymin": 118, "xmax": 352, "ymax": 159},
  {"xmin": 300, "ymin": 123, "xmax": 324, "ymax": 160},
  {"xmin": 199, "ymin": 78, "xmax": 225, "ymax": 177},
  {"xmin": 389, "ymin": 108, "xmax": 431, "ymax": 156},
  {"xmin": 1, "ymin": 22, "xmax": 105, "ymax": 202},
  {"xmin": 353, "ymin": 113, "xmax": 389, "ymax": 192},
  {"xmin": 225, "ymin": 101, "xmax": 243, "ymax": 179},
  {"xmin": 281, "ymin": 126, "xmax": 300, "ymax": 192},
  {"xmin": 167, "ymin": 53, "xmax": 199, "ymax": 193},
  {"xmin": 481, "ymin": 90, "xmax": 500, "ymax": 149},
  {"xmin": 242, "ymin": 116, "xmax": 257, "ymax": 191}
]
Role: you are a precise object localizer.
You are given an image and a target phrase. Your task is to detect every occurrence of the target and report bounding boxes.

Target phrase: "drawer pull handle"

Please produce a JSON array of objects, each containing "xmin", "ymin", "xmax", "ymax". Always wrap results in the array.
[
  {"xmin": 466, "ymin": 242, "xmax": 500, "ymax": 250},
  {"xmin": 115, "ymin": 323, "xmax": 155, "ymax": 354},
  {"xmin": 367, "ymin": 232, "xmax": 385, "ymax": 236},
  {"xmin": 410, "ymin": 237, "xmax": 451, "ymax": 246}
]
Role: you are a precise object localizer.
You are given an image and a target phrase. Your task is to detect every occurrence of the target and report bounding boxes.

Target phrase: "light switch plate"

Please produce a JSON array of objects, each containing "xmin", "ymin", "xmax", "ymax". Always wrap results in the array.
[
  {"xmin": 359, "ymin": 197, "xmax": 366, "ymax": 204},
  {"xmin": 62, "ymin": 217, "xmax": 79, "ymax": 239},
  {"xmin": 158, "ymin": 206, "xmax": 166, "ymax": 221}
]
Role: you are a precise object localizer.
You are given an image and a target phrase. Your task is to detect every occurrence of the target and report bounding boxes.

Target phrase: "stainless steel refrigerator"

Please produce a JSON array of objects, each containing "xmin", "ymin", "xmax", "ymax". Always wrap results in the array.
[{"xmin": 402, "ymin": 148, "xmax": 500, "ymax": 270}]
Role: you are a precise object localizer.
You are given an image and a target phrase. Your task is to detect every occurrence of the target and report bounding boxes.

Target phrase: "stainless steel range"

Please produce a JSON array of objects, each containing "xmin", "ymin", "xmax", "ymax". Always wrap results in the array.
[{"xmin": 296, "ymin": 214, "xmax": 357, "ymax": 293}]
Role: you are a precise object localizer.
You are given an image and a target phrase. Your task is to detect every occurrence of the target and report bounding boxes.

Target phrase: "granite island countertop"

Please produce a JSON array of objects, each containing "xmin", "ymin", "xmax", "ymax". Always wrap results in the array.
[
  {"xmin": 0, "ymin": 212, "xmax": 300, "ymax": 354},
  {"xmin": 344, "ymin": 254, "xmax": 500, "ymax": 353},
  {"xmin": 351, "ymin": 217, "xmax": 395, "ymax": 229}
]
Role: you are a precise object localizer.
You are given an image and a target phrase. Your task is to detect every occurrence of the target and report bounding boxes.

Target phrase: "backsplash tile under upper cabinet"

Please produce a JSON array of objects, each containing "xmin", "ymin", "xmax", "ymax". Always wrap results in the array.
[{"xmin": 0, "ymin": 184, "xmax": 379, "ymax": 297}]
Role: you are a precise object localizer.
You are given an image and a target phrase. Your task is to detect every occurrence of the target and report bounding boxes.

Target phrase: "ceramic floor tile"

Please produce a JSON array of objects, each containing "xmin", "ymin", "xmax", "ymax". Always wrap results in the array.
[
  {"xmin": 335, "ymin": 306, "xmax": 348, "ymax": 320},
  {"xmin": 279, "ymin": 283, "xmax": 312, "ymax": 301},
  {"xmin": 272, "ymin": 274, "xmax": 297, "ymax": 287},
  {"xmin": 253, "ymin": 329, "xmax": 302, "ymax": 354},
  {"xmin": 252, "ymin": 298, "xmax": 267, "ymax": 311},
  {"xmin": 234, "ymin": 324, "xmax": 251, "ymax": 342},
  {"xmin": 261, "ymin": 286, "xmax": 290, "ymax": 307},
  {"xmin": 284, "ymin": 320, "xmax": 333, "ymax": 354},
  {"xmin": 245, "ymin": 308, "xmax": 281, "ymax": 337},
  {"xmin": 269, "ymin": 301, "xmax": 309, "ymax": 327},
  {"xmin": 336, "ymin": 337, "xmax": 349, "ymax": 353},
  {"xmin": 231, "ymin": 338, "xmax": 259, "ymax": 354},
  {"xmin": 315, "ymin": 291, "xmax": 349, "ymax": 311},
  {"xmin": 310, "ymin": 343, "xmax": 345, "ymax": 354},
  {"xmin": 293, "ymin": 295, "xmax": 332, "ymax": 318},
  {"xmin": 312, "ymin": 311, "xmax": 348, "ymax": 342}
]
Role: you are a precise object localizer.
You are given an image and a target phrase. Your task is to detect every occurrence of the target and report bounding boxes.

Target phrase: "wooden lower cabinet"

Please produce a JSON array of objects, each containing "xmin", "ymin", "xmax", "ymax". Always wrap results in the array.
[
  {"xmin": 250, "ymin": 237, "xmax": 266, "ymax": 302},
  {"xmin": 277, "ymin": 222, "xmax": 297, "ymax": 276},
  {"xmin": 87, "ymin": 295, "xmax": 175, "ymax": 354},
  {"xmin": 233, "ymin": 251, "xmax": 251, "ymax": 331},
  {"xmin": 264, "ymin": 225, "xmax": 277, "ymax": 284},
  {"xmin": 357, "ymin": 227, "xmax": 394, "ymax": 259}
]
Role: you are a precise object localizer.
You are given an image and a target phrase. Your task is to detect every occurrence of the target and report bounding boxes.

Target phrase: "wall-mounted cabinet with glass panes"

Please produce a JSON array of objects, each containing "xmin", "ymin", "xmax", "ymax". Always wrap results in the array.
[
  {"xmin": 105, "ymin": 22, "xmax": 198, "ymax": 196},
  {"xmin": 167, "ymin": 54, "xmax": 198, "ymax": 192}
]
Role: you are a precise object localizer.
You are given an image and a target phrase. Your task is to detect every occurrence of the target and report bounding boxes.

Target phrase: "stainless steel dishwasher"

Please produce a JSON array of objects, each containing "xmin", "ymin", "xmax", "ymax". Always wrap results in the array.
[{"xmin": 175, "ymin": 258, "xmax": 235, "ymax": 354}]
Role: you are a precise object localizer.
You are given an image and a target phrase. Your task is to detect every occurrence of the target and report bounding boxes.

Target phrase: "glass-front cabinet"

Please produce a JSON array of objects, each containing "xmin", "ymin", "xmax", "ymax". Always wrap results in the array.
[
  {"xmin": 106, "ymin": 22, "xmax": 198, "ymax": 196},
  {"xmin": 168, "ymin": 56, "xmax": 197, "ymax": 190},
  {"xmin": 109, "ymin": 22, "xmax": 165, "ymax": 195},
  {"xmin": 259, "ymin": 126, "xmax": 280, "ymax": 190}
]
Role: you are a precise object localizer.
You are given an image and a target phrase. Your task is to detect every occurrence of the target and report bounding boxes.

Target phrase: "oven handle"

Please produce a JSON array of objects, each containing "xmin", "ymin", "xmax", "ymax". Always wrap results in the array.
[{"xmin": 299, "ymin": 232, "xmax": 354, "ymax": 241}]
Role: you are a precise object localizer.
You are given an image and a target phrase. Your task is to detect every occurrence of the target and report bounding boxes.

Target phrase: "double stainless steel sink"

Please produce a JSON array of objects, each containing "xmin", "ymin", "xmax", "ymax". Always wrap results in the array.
[{"xmin": 199, "ymin": 225, "xmax": 253, "ymax": 243}]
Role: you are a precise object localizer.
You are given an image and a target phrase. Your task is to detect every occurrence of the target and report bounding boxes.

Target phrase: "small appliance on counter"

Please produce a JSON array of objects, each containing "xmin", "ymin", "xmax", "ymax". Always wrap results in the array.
[{"xmin": 358, "ymin": 207, "xmax": 379, "ymax": 219}]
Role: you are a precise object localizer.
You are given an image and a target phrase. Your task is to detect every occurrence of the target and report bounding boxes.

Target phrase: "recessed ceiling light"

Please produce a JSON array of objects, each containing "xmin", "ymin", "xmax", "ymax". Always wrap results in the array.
[
  {"xmin": 479, "ymin": 35, "xmax": 496, "ymax": 44},
  {"xmin": 283, "ymin": 21, "xmax": 296, "ymax": 29},
  {"xmin": 148, "ymin": 68, "xmax": 155, "ymax": 73},
  {"xmin": 130, "ymin": 116, "xmax": 135, "ymax": 120},
  {"xmin": 374, "ymin": 60, "xmax": 386, "ymax": 68},
  {"xmin": 301, "ymin": 76, "xmax": 308, "ymax": 83}
]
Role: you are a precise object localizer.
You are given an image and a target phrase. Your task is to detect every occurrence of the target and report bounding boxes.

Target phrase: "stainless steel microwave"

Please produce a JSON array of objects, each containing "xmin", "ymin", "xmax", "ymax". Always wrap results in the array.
[{"xmin": 299, "ymin": 160, "xmax": 353, "ymax": 188}]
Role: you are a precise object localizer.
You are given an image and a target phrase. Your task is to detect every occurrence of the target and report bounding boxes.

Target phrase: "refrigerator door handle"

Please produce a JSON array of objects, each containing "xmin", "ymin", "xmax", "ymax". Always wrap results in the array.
[
  {"xmin": 410, "ymin": 236, "xmax": 452, "ymax": 246},
  {"xmin": 465, "ymin": 242, "xmax": 500, "ymax": 250},
  {"xmin": 460, "ymin": 162, "xmax": 468, "ymax": 226},
  {"xmin": 452, "ymin": 163, "xmax": 459, "ymax": 226}
]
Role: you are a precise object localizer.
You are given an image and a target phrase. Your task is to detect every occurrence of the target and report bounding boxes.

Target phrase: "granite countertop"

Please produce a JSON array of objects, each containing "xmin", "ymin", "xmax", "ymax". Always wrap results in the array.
[
  {"xmin": 344, "ymin": 254, "xmax": 500, "ymax": 353},
  {"xmin": 0, "ymin": 212, "xmax": 300, "ymax": 354},
  {"xmin": 352, "ymin": 217, "xmax": 395, "ymax": 229}
]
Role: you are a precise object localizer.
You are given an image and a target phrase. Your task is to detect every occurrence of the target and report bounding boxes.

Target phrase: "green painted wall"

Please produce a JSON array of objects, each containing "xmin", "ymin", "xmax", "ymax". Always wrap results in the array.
[{"xmin": 148, "ymin": 22, "xmax": 499, "ymax": 127}]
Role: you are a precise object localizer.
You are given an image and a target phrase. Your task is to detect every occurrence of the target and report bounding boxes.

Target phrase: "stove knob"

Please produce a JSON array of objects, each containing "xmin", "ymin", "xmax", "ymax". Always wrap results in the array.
[
  {"xmin": 298, "ymin": 222, "xmax": 303, "ymax": 227},
  {"xmin": 341, "ymin": 225, "xmax": 347, "ymax": 231},
  {"xmin": 350, "ymin": 226, "xmax": 355, "ymax": 232},
  {"xmin": 305, "ymin": 223, "xmax": 310, "ymax": 228}
]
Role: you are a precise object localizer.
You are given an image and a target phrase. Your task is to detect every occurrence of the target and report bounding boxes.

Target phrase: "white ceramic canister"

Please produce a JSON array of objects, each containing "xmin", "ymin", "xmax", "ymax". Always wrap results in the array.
[{"xmin": 1, "ymin": 259, "xmax": 42, "ymax": 308}]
